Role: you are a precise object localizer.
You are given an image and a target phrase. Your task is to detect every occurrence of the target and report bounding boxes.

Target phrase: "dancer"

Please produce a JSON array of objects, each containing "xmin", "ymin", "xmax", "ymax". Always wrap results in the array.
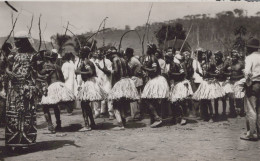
[
  {"xmin": 76, "ymin": 46, "xmax": 107, "ymax": 131},
  {"xmin": 141, "ymin": 44, "xmax": 169, "ymax": 128},
  {"xmin": 168, "ymin": 53, "xmax": 193, "ymax": 125},
  {"xmin": 193, "ymin": 50, "xmax": 225, "ymax": 121},
  {"xmin": 213, "ymin": 51, "xmax": 229, "ymax": 118},
  {"xmin": 5, "ymin": 31, "xmax": 38, "ymax": 148},
  {"xmin": 225, "ymin": 50, "xmax": 245, "ymax": 117},
  {"xmin": 125, "ymin": 47, "xmax": 143, "ymax": 120},
  {"xmin": 40, "ymin": 50, "xmax": 75, "ymax": 133},
  {"xmin": 105, "ymin": 47, "xmax": 139, "ymax": 130}
]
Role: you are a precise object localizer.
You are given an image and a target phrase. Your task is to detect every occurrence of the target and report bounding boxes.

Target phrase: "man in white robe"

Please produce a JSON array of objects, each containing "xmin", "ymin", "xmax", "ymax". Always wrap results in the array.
[{"xmin": 95, "ymin": 51, "xmax": 114, "ymax": 119}]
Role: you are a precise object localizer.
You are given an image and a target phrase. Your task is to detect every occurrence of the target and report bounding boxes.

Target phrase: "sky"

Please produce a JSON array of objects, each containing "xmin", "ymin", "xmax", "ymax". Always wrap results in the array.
[{"xmin": 1, "ymin": 1, "xmax": 260, "ymax": 41}]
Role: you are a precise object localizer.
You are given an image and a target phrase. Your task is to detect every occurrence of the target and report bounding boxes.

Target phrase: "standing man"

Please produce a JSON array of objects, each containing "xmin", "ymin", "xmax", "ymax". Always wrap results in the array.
[
  {"xmin": 62, "ymin": 52, "xmax": 76, "ymax": 115},
  {"xmin": 40, "ymin": 51, "xmax": 75, "ymax": 133},
  {"xmin": 192, "ymin": 49, "xmax": 204, "ymax": 118},
  {"xmin": 124, "ymin": 48, "xmax": 143, "ymax": 120},
  {"xmin": 213, "ymin": 51, "xmax": 228, "ymax": 119},
  {"xmin": 95, "ymin": 50, "xmax": 115, "ymax": 120},
  {"xmin": 105, "ymin": 48, "xmax": 139, "ymax": 130},
  {"xmin": 76, "ymin": 46, "xmax": 107, "ymax": 131},
  {"xmin": 141, "ymin": 44, "xmax": 169, "ymax": 128},
  {"xmin": 224, "ymin": 50, "xmax": 245, "ymax": 117},
  {"xmin": 240, "ymin": 38, "xmax": 260, "ymax": 141}
]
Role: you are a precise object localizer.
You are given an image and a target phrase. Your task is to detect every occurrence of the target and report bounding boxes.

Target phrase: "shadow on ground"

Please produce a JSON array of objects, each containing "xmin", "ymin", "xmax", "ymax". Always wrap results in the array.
[
  {"xmin": 60, "ymin": 124, "xmax": 83, "ymax": 132},
  {"xmin": 0, "ymin": 140, "xmax": 80, "ymax": 160}
]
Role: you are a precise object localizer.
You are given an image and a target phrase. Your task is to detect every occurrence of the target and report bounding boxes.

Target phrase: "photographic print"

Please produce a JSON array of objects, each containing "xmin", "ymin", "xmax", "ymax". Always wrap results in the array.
[{"xmin": 0, "ymin": 0, "xmax": 260, "ymax": 160}]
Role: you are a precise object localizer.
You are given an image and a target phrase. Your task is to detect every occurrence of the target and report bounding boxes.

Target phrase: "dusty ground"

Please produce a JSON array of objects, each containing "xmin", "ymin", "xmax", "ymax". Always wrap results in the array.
[{"xmin": 0, "ymin": 108, "xmax": 260, "ymax": 161}]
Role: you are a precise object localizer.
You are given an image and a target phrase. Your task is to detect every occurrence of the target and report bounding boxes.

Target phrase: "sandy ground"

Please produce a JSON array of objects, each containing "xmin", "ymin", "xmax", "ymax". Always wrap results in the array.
[{"xmin": 0, "ymin": 108, "xmax": 260, "ymax": 161}]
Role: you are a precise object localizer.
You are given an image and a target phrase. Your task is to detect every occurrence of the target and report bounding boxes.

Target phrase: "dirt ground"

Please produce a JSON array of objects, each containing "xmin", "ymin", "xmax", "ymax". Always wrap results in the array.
[{"xmin": 0, "ymin": 107, "xmax": 260, "ymax": 161}]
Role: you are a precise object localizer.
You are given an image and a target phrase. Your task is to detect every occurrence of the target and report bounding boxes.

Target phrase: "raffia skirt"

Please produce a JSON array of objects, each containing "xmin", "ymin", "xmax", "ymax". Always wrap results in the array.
[
  {"xmin": 40, "ymin": 82, "xmax": 75, "ymax": 105},
  {"xmin": 141, "ymin": 75, "xmax": 169, "ymax": 99},
  {"xmin": 78, "ymin": 77, "xmax": 107, "ymax": 102},
  {"xmin": 193, "ymin": 79, "xmax": 225, "ymax": 100},
  {"xmin": 169, "ymin": 79, "xmax": 193, "ymax": 103},
  {"xmin": 222, "ymin": 81, "xmax": 234, "ymax": 94},
  {"xmin": 232, "ymin": 79, "xmax": 245, "ymax": 98},
  {"xmin": 108, "ymin": 78, "xmax": 139, "ymax": 101}
]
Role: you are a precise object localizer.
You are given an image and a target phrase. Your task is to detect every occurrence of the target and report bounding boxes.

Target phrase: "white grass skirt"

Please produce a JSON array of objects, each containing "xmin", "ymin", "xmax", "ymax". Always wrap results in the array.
[
  {"xmin": 141, "ymin": 75, "xmax": 169, "ymax": 99},
  {"xmin": 78, "ymin": 77, "xmax": 107, "ymax": 102},
  {"xmin": 41, "ymin": 82, "xmax": 75, "ymax": 105},
  {"xmin": 193, "ymin": 79, "xmax": 225, "ymax": 100},
  {"xmin": 169, "ymin": 79, "xmax": 193, "ymax": 102},
  {"xmin": 232, "ymin": 79, "xmax": 245, "ymax": 98},
  {"xmin": 131, "ymin": 76, "xmax": 143, "ymax": 88},
  {"xmin": 222, "ymin": 81, "xmax": 234, "ymax": 94},
  {"xmin": 108, "ymin": 78, "xmax": 140, "ymax": 101}
]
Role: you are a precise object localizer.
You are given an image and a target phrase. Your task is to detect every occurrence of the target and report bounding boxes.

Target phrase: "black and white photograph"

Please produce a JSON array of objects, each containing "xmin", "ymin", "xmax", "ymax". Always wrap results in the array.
[{"xmin": 0, "ymin": 0, "xmax": 260, "ymax": 160}]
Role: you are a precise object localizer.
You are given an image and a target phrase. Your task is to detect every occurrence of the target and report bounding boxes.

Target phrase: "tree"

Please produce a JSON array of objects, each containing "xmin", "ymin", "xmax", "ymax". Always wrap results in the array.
[
  {"xmin": 233, "ymin": 25, "xmax": 247, "ymax": 53},
  {"xmin": 125, "ymin": 25, "xmax": 131, "ymax": 30},
  {"xmin": 234, "ymin": 9, "xmax": 244, "ymax": 17},
  {"xmin": 155, "ymin": 23, "xmax": 186, "ymax": 45},
  {"xmin": 256, "ymin": 11, "xmax": 260, "ymax": 17}
]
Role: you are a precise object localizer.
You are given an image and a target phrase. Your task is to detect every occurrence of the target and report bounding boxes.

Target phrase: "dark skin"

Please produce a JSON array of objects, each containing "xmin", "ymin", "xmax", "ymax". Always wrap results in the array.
[
  {"xmin": 223, "ymin": 54, "xmax": 244, "ymax": 80},
  {"xmin": 75, "ymin": 53, "xmax": 93, "ymax": 77},
  {"xmin": 141, "ymin": 48, "xmax": 158, "ymax": 73}
]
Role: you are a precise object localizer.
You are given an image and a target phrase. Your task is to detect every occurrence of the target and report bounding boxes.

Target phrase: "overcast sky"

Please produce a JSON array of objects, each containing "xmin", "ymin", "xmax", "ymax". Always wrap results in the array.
[{"xmin": 1, "ymin": 1, "xmax": 260, "ymax": 41}]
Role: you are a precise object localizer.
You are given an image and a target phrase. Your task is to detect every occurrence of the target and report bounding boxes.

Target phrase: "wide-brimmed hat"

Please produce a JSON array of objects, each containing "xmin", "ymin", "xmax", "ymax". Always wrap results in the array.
[{"xmin": 246, "ymin": 38, "xmax": 260, "ymax": 49}]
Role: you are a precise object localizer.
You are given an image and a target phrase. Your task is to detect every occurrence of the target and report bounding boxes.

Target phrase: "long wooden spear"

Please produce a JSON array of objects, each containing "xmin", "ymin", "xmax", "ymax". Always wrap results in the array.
[
  {"xmin": 62, "ymin": 26, "xmax": 82, "ymax": 49},
  {"xmin": 141, "ymin": 3, "xmax": 153, "ymax": 56},
  {"xmin": 64, "ymin": 21, "xmax": 69, "ymax": 35},
  {"xmin": 90, "ymin": 17, "xmax": 108, "ymax": 51},
  {"xmin": 38, "ymin": 14, "xmax": 42, "ymax": 52},
  {"xmin": 11, "ymin": 12, "xmax": 15, "ymax": 40},
  {"xmin": 28, "ymin": 14, "xmax": 34, "ymax": 35},
  {"xmin": 180, "ymin": 23, "xmax": 193, "ymax": 52},
  {"xmin": 163, "ymin": 24, "xmax": 169, "ymax": 51},
  {"xmin": 0, "ymin": 12, "xmax": 20, "ymax": 57}
]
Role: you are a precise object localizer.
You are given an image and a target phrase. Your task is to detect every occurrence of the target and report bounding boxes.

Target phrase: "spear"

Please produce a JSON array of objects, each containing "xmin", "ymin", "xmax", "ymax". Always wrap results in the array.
[
  {"xmin": 180, "ymin": 23, "xmax": 193, "ymax": 53},
  {"xmin": 11, "ymin": 12, "xmax": 15, "ymax": 40},
  {"xmin": 171, "ymin": 36, "xmax": 177, "ymax": 51},
  {"xmin": 163, "ymin": 24, "xmax": 169, "ymax": 51},
  {"xmin": 0, "ymin": 12, "xmax": 20, "ymax": 57},
  {"xmin": 142, "ymin": 3, "xmax": 153, "ymax": 56},
  {"xmin": 90, "ymin": 17, "xmax": 108, "ymax": 51},
  {"xmin": 64, "ymin": 21, "xmax": 69, "ymax": 35},
  {"xmin": 38, "ymin": 14, "xmax": 42, "ymax": 52},
  {"xmin": 62, "ymin": 26, "xmax": 82, "ymax": 49},
  {"xmin": 27, "ymin": 14, "xmax": 34, "ymax": 35},
  {"xmin": 146, "ymin": 21, "xmax": 151, "ymax": 44}
]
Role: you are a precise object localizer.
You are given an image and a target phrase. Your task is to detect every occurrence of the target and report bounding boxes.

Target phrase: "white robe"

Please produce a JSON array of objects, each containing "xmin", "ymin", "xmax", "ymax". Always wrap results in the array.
[
  {"xmin": 62, "ymin": 60, "xmax": 75, "ymax": 93},
  {"xmin": 95, "ymin": 58, "xmax": 112, "ymax": 93}
]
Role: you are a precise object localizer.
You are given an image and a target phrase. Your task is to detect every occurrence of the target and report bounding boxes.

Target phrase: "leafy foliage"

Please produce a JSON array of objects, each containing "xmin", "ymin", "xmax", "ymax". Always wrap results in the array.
[
  {"xmin": 155, "ymin": 23, "xmax": 186, "ymax": 45},
  {"xmin": 50, "ymin": 34, "xmax": 71, "ymax": 54}
]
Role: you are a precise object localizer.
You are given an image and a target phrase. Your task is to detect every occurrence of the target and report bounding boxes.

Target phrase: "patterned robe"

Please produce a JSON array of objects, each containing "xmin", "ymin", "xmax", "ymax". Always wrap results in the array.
[{"xmin": 5, "ymin": 52, "xmax": 38, "ymax": 147}]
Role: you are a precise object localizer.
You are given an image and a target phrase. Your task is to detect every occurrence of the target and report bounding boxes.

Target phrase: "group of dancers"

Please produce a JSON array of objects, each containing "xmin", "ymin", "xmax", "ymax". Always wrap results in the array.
[{"xmin": 0, "ymin": 30, "xmax": 252, "ymax": 149}]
